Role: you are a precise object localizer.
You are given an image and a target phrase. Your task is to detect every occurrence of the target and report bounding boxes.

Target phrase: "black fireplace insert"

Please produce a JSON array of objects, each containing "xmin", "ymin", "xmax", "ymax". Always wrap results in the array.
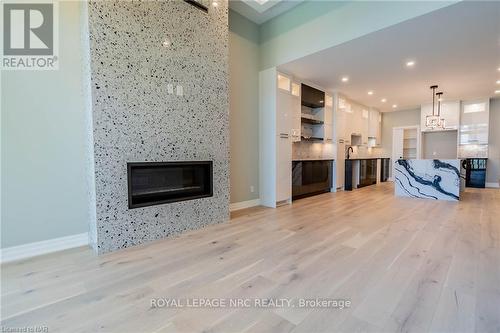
[{"xmin": 127, "ymin": 161, "xmax": 213, "ymax": 209}]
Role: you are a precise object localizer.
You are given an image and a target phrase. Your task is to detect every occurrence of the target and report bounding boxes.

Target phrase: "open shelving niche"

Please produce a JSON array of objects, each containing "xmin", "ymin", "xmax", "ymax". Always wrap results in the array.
[
  {"xmin": 403, "ymin": 128, "xmax": 418, "ymax": 159},
  {"xmin": 301, "ymin": 104, "xmax": 325, "ymax": 141}
]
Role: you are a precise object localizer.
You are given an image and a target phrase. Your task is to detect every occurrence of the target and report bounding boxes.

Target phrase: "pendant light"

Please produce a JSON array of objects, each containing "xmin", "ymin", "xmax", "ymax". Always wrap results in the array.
[
  {"xmin": 425, "ymin": 85, "xmax": 440, "ymax": 129},
  {"xmin": 436, "ymin": 92, "xmax": 446, "ymax": 129}
]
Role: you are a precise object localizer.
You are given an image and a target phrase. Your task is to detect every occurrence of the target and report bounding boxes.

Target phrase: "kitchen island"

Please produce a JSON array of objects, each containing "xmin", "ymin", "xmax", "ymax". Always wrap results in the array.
[{"xmin": 394, "ymin": 159, "xmax": 462, "ymax": 201}]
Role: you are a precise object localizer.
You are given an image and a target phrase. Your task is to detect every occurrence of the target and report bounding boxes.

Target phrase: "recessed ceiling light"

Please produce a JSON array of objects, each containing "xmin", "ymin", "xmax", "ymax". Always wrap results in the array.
[
  {"xmin": 381, "ymin": 98, "xmax": 387, "ymax": 103},
  {"xmin": 498, "ymin": 67, "xmax": 500, "ymax": 71},
  {"xmin": 162, "ymin": 39, "xmax": 171, "ymax": 47},
  {"xmin": 341, "ymin": 76, "xmax": 349, "ymax": 82},
  {"xmin": 212, "ymin": 1, "xmax": 218, "ymax": 6},
  {"xmin": 406, "ymin": 60, "xmax": 415, "ymax": 67},
  {"xmin": 368, "ymin": 91, "xmax": 374, "ymax": 95},
  {"xmin": 392, "ymin": 104, "xmax": 398, "ymax": 108},
  {"xmin": 496, "ymin": 80, "xmax": 500, "ymax": 84},
  {"xmin": 495, "ymin": 90, "xmax": 500, "ymax": 94}
]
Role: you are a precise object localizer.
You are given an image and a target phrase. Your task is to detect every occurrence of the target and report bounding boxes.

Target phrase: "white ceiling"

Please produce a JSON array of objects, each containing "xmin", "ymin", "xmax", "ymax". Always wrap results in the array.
[
  {"xmin": 279, "ymin": 2, "xmax": 500, "ymax": 112},
  {"xmin": 229, "ymin": 0, "xmax": 303, "ymax": 24}
]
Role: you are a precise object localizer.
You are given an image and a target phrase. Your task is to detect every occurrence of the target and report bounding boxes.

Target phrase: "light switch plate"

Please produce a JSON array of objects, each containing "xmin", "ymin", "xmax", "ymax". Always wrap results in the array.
[
  {"xmin": 167, "ymin": 84, "xmax": 173, "ymax": 94},
  {"xmin": 176, "ymin": 85, "xmax": 183, "ymax": 96}
]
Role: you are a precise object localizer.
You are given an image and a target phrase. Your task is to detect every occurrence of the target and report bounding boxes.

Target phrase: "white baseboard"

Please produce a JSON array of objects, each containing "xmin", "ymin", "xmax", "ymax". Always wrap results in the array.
[
  {"xmin": 0, "ymin": 232, "xmax": 89, "ymax": 264},
  {"xmin": 486, "ymin": 182, "xmax": 500, "ymax": 188},
  {"xmin": 230, "ymin": 198, "xmax": 261, "ymax": 212}
]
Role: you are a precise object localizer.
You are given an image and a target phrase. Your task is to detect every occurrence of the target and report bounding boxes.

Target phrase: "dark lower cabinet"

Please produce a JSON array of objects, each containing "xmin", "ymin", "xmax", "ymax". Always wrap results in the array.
[
  {"xmin": 345, "ymin": 160, "xmax": 354, "ymax": 191},
  {"xmin": 380, "ymin": 158, "xmax": 390, "ymax": 182},
  {"xmin": 292, "ymin": 160, "xmax": 332, "ymax": 200},
  {"xmin": 463, "ymin": 158, "xmax": 487, "ymax": 188},
  {"xmin": 358, "ymin": 159, "xmax": 377, "ymax": 188}
]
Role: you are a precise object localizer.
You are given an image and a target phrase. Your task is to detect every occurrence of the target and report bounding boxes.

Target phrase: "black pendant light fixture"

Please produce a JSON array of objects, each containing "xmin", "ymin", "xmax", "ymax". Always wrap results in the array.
[
  {"xmin": 436, "ymin": 91, "xmax": 445, "ymax": 129},
  {"xmin": 426, "ymin": 85, "xmax": 439, "ymax": 129},
  {"xmin": 425, "ymin": 85, "xmax": 446, "ymax": 130}
]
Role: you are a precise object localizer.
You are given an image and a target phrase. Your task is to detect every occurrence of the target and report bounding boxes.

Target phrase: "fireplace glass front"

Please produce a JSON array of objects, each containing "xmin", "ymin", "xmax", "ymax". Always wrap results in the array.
[{"xmin": 127, "ymin": 161, "xmax": 213, "ymax": 209}]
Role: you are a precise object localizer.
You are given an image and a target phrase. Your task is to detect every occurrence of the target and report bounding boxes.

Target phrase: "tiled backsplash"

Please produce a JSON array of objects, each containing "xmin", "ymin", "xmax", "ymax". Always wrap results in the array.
[
  {"xmin": 458, "ymin": 144, "xmax": 489, "ymax": 158},
  {"xmin": 292, "ymin": 141, "xmax": 335, "ymax": 160},
  {"xmin": 345, "ymin": 145, "xmax": 387, "ymax": 159}
]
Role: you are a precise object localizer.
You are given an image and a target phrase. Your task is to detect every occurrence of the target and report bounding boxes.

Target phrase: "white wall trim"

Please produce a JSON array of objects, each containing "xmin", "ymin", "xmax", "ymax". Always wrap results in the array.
[
  {"xmin": 0, "ymin": 233, "xmax": 89, "ymax": 264},
  {"xmin": 486, "ymin": 182, "xmax": 500, "ymax": 188},
  {"xmin": 230, "ymin": 198, "xmax": 261, "ymax": 212}
]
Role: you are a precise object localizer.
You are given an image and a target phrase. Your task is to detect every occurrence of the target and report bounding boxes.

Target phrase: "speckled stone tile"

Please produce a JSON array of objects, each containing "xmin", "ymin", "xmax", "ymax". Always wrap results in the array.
[{"xmin": 86, "ymin": 0, "xmax": 229, "ymax": 254}]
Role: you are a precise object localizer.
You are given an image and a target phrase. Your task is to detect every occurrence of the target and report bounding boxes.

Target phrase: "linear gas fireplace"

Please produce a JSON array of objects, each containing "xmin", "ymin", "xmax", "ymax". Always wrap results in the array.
[{"xmin": 127, "ymin": 161, "xmax": 213, "ymax": 209}]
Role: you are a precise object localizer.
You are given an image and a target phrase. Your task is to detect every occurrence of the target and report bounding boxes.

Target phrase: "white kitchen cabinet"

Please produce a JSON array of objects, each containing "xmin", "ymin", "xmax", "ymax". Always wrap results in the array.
[
  {"xmin": 368, "ymin": 109, "xmax": 381, "ymax": 146},
  {"xmin": 259, "ymin": 68, "xmax": 294, "ymax": 207},
  {"xmin": 459, "ymin": 99, "xmax": 489, "ymax": 145},
  {"xmin": 335, "ymin": 110, "xmax": 345, "ymax": 141},
  {"xmin": 290, "ymin": 82, "xmax": 301, "ymax": 142},
  {"xmin": 324, "ymin": 94, "xmax": 333, "ymax": 141},
  {"xmin": 351, "ymin": 106, "xmax": 362, "ymax": 136},
  {"xmin": 336, "ymin": 96, "xmax": 358, "ymax": 143},
  {"xmin": 421, "ymin": 101, "xmax": 460, "ymax": 131},
  {"xmin": 277, "ymin": 89, "xmax": 293, "ymax": 137},
  {"xmin": 361, "ymin": 108, "xmax": 369, "ymax": 145},
  {"xmin": 276, "ymin": 131, "xmax": 292, "ymax": 202}
]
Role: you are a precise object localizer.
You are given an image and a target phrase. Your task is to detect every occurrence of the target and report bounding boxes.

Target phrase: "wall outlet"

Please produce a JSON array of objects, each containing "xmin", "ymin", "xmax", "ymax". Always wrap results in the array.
[
  {"xmin": 176, "ymin": 85, "xmax": 183, "ymax": 96},
  {"xmin": 250, "ymin": 185, "xmax": 255, "ymax": 193}
]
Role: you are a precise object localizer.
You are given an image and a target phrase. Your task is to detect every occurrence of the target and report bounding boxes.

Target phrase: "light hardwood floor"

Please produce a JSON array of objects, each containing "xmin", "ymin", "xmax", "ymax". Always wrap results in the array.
[{"xmin": 1, "ymin": 183, "xmax": 499, "ymax": 333}]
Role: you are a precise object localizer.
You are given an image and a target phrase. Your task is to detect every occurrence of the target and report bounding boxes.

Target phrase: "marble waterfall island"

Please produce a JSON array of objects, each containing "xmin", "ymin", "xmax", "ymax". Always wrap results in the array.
[{"xmin": 394, "ymin": 159, "xmax": 461, "ymax": 201}]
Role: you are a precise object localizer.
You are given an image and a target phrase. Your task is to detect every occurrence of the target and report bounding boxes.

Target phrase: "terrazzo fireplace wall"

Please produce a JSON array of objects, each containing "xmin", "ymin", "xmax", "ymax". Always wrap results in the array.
[{"xmin": 85, "ymin": 0, "xmax": 229, "ymax": 254}]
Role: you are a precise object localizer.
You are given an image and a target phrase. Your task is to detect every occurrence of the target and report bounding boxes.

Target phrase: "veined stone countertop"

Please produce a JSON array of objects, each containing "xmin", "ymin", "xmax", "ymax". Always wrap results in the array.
[{"xmin": 394, "ymin": 159, "xmax": 462, "ymax": 201}]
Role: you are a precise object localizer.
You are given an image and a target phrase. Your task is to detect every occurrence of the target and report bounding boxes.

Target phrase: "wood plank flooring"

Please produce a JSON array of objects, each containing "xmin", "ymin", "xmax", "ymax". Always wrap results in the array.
[{"xmin": 1, "ymin": 183, "xmax": 499, "ymax": 332}]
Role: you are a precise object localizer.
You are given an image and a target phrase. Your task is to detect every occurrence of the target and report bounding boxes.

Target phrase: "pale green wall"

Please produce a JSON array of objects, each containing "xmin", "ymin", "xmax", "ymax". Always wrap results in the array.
[
  {"xmin": 380, "ymin": 108, "xmax": 421, "ymax": 158},
  {"xmin": 259, "ymin": 1, "xmax": 456, "ymax": 69},
  {"xmin": 1, "ymin": 1, "xmax": 90, "ymax": 248},
  {"xmin": 229, "ymin": 10, "xmax": 260, "ymax": 203}
]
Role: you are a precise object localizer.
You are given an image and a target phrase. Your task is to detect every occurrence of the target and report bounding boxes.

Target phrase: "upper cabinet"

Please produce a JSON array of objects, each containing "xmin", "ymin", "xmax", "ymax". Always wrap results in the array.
[
  {"xmin": 291, "ymin": 82, "xmax": 301, "ymax": 142},
  {"xmin": 299, "ymin": 84, "xmax": 332, "ymax": 142},
  {"xmin": 421, "ymin": 101, "xmax": 460, "ymax": 131},
  {"xmin": 361, "ymin": 108, "xmax": 370, "ymax": 144},
  {"xmin": 324, "ymin": 94, "xmax": 333, "ymax": 141},
  {"xmin": 368, "ymin": 108, "xmax": 381, "ymax": 147},
  {"xmin": 301, "ymin": 84, "xmax": 325, "ymax": 108},
  {"xmin": 334, "ymin": 95, "xmax": 380, "ymax": 146},
  {"xmin": 459, "ymin": 99, "xmax": 489, "ymax": 145}
]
